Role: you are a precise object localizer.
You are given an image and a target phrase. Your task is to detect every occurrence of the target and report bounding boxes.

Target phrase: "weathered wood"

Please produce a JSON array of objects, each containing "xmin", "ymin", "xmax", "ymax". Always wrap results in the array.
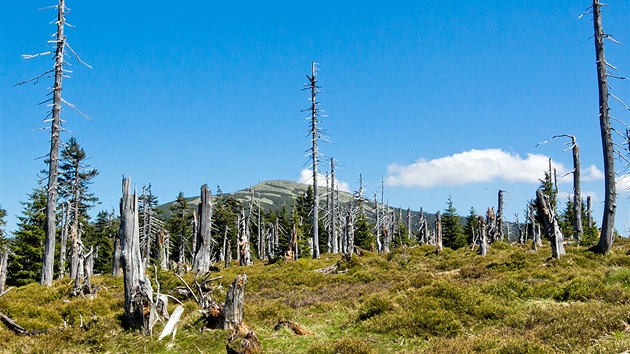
[
  {"xmin": 41, "ymin": 0, "xmax": 67, "ymax": 287},
  {"xmin": 225, "ymin": 240, "xmax": 232, "ymax": 268},
  {"xmin": 497, "ymin": 191, "xmax": 504, "ymax": 242},
  {"xmin": 477, "ymin": 215, "xmax": 488, "ymax": 256},
  {"xmin": 307, "ymin": 62, "xmax": 321, "ymax": 259},
  {"xmin": 112, "ymin": 229, "xmax": 122, "ymax": 277},
  {"xmin": 535, "ymin": 188, "xmax": 566, "ymax": 258},
  {"xmin": 592, "ymin": 0, "xmax": 616, "ymax": 254},
  {"xmin": 58, "ymin": 201, "xmax": 70, "ymax": 279},
  {"xmin": 435, "ymin": 211, "xmax": 443, "ymax": 252},
  {"xmin": 158, "ymin": 305, "xmax": 184, "ymax": 341},
  {"xmin": 120, "ymin": 177, "xmax": 153, "ymax": 334},
  {"xmin": 273, "ymin": 320, "xmax": 313, "ymax": 335},
  {"xmin": 223, "ymin": 274, "xmax": 247, "ymax": 331},
  {"xmin": 343, "ymin": 209, "xmax": 355, "ymax": 258},
  {"xmin": 193, "ymin": 184, "xmax": 213, "ymax": 273},
  {"xmin": 239, "ymin": 210, "xmax": 253, "ymax": 266},
  {"xmin": 0, "ymin": 248, "xmax": 8, "ymax": 294},
  {"xmin": 0, "ymin": 311, "xmax": 48, "ymax": 335}
]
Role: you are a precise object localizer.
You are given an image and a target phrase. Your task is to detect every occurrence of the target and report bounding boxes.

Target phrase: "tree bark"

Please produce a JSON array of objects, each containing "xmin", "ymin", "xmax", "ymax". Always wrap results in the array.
[
  {"xmin": 308, "ymin": 62, "xmax": 321, "ymax": 259},
  {"xmin": 223, "ymin": 274, "xmax": 247, "ymax": 331},
  {"xmin": 0, "ymin": 248, "xmax": 8, "ymax": 294},
  {"xmin": 58, "ymin": 201, "xmax": 70, "ymax": 279},
  {"xmin": 497, "ymin": 190, "xmax": 504, "ymax": 242},
  {"xmin": 193, "ymin": 184, "xmax": 213, "ymax": 273},
  {"xmin": 120, "ymin": 177, "xmax": 153, "ymax": 334},
  {"xmin": 570, "ymin": 136, "xmax": 583, "ymax": 242},
  {"xmin": 535, "ymin": 188, "xmax": 566, "ymax": 258},
  {"xmin": 41, "ymin": 0, "xmax": 66, "ymax": 287},
  {"xmin": 477, "ymin": 215, "xmax": 488, "ymax": 256},
  {"xmin": 435, "ymin": 211, "xmax": 443, "ymax": 252},
  {"xmin": 592, "ymin": 0, "xmax": 616, "ymax": 255},
  {"xmin": 112, "ymin": 229, "xmax": 122, "ymax": 277}
]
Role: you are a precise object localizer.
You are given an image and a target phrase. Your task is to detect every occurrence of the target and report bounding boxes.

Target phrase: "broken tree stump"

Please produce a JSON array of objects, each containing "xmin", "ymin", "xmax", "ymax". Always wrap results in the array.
[{"xmin": 120, "ymin": 177, "xmax": 154, "ymax": 334}]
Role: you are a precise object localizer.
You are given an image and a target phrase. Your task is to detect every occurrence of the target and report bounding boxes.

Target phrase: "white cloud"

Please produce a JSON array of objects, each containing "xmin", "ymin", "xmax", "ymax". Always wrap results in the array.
[
  {"xmin": 583, "ymin": 164, "xmax": 604, "ymax": 181},
  {"xmin": 297, "ymin": 169, "xmax": 351, "ymax": 192},
  {"xmin": 617, "ymin": 174, "xmax": 630, "ymax": 194},
  {"xmin": 385, "ymin": 149, "xmax": 569, "ymax": 188}
]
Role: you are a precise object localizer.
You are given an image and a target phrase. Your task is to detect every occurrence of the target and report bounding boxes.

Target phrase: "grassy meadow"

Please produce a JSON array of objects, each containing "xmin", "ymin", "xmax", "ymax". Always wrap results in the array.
[{"xmin": 2, "ymin": 240, "xmax": 630, "ymax": 353}]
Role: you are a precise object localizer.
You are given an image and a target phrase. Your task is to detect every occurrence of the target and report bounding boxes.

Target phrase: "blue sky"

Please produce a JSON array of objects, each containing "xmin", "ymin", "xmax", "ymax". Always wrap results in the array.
[{"xmin": 1, "ymin": 1, "xmax": 629, "ymax": 235}]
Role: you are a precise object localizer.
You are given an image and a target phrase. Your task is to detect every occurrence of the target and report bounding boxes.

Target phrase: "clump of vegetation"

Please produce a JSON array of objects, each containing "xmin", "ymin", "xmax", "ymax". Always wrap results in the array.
[{"xmin": 2, "ymin": 239, "xmax": 630, "ymax": 353}]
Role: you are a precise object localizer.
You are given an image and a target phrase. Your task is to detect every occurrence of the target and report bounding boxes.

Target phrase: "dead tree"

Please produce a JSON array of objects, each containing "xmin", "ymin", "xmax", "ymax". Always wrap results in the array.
[
  {"xmin": 223, "ymin": 274, "xmax": 247, "ymax": 330},
  {"xmin": 112, "ymin": 229, "xmax": 122, "ymax": 276},
  {"xmin": 305, "ymin": 62, "xmax": 322, "ymax": 259},
  {"xmin": 537, "ymin": 134, "xmax": 583, "ymax": 242},
  {"xmin": 0, "ymin": 248, "xmax": 8, "ymax": 294},
  {"xmin": 342, "ymin": 209, "xmax": 355, "ymax": 259},
  {"xmin": 239, "ymin": 210, "xmax": 253, "ymax": 266},
  {"xmin": 587, "ymin": 196, "xmax": 593, "ymax": 229},
  {"xmin": 497, "ymin": 190, "xmax": 504, "ymax": 241},
  {"xmin": 18, "ymin": 0, "xmax": 91, "ymax": 286},
  {"xmin": 120, "ymin": 177, "xmax": 153, "ymax": 333},
  {"xmin": 58, "ymin": 201, "xmax": 70, "ymax": 279},
  {"xmin": 570, "ymin": 136, "xmax": 583, "ymax": 242},
  {"xmin": 406, "ymin": 208, "xmax": 412, "ymax": 241},
  {"xmin": 435, "ymin": 211, "xmax": 443, "ymax": 252},
  {"xmin": 418, "ymin": 208, "xmax": 427, "ymax": 244},
  {"xmin": 193, "ymin": 184, "xmax": 214, "ymax": 273},
  {"xmin": 477, "ymin": 215, "xmax": 488, "ymax": 256},
  {"xmin": 528, "ymin": 202, "xmax": 542, "ymax": 250},
  {"xmin": 591, "ymin": 0, "xmax": 616, "ymax": 254},
  {"xmin": 535, "ymin": 188, "xmax": 566, "ymax": 258},
  {"xmin": 485, "ymin": 208, "xmax": 497, "ymax": 243}
]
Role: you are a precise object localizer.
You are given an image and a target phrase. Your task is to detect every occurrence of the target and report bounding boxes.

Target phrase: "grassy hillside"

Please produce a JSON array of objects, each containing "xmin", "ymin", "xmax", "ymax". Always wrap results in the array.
[{"xmin": 2, "ymin": 240, "xmax": 630, "ymax": 353}]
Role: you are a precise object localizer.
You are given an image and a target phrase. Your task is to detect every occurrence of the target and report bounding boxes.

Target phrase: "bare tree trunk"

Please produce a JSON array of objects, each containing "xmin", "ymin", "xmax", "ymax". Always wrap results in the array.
[
  {"xmin": 343, "ymin": 209, "xmax": 355, "ymax": 259},
  {"xmin": 592, "ymin": 0, "xmax": 616, "ymax": 255},
  {"xmin": 587, "ymin": 196, "xmax": 593, "ymax": 229},
  {"xmin": 112, "ymin": 230, "xmax": 122, "ymax": 277},
  {"xmin": 0, "ymin": 248, "xmax": 8, "ymax": 294},
  {"xmin": 239, "ymin": 210, "xmax": 253, "ymax": 266},
  {"xmin": 477, "ymin": 215, "xmax": 488, "ymax": 256},
  {"xmin": 158, "ymin": 230, "xmax": 168, "ymax": 269},
  {"xmin": 41, "ymin": 0, "xmax": 66, "ymax": 287},
  {"xmin": 435, "ymin": 211, "xmax": 443, "ymax": 252},
  {"xmin": 223, "ymin": 274, "xmax": 247, "ymax": 331},
  {"xmin": 193, "ymin": 184, "xmax": 213, "ymax": 273},
  {"xmin": 308, "ymin": 62, "xmax": 321, "ymax": 259},
  {"xmin": 120, "ymin": 177, "xmax": 153, "ymax": 333},
  {"xmin": 406, "ymin": 208, "xmax": 412, "ymax": 241},
  {"xmin": 535, "ymin": 188, "xmax": 566, "ymax": 258},
  {"xmin": 497, "ymin": 190, "xmax": 504, "ymax": 242},
  {"xmin": 58, "ymin": 201, "xmax": 70, "ymax": 279},
  {"xmin": 225, "ymin": 240, "xmax": 232, "ymax": 268},
  {"xmin": 570, "ymin": 136, "xmax": 583, "ymax": 242}
]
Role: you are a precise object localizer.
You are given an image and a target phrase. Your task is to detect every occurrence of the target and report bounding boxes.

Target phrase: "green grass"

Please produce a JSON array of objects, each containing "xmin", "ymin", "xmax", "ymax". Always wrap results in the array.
[{"xmin": 2, "ymin": 239, "xmax": 630, "ymax": 353}]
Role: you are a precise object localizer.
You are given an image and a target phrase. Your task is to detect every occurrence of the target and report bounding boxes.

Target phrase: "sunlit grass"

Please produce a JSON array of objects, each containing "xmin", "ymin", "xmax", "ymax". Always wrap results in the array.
[{"xmin": 1, "ymin": 239, "xmax": 630, "ymax": 353}]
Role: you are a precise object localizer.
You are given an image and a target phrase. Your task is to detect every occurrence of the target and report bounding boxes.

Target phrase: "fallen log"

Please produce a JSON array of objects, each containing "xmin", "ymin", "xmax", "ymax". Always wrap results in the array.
[{"xmin": 0, "ymin": 311, "xmax": 48, "ymax": 335}]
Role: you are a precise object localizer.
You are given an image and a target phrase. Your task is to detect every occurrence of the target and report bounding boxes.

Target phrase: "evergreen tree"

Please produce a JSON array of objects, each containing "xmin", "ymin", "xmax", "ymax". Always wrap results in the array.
[
  {"xmin": 212, "ymin": 190, "xmax": 241, "ymax": 261},
  {"xmin": 354, "ymin": 212, "xmax": 375, "ymax": 250},
  {"xmin": 8, "ymin": 187, "xmax": 47, "ymax": 286},
  {"xmin": 167, "ymin": 192, "xmax": 194, "ymax": 264},
  {"xmin": 535, "ymin": 170, "xmax": 557, "ymax": 222},
  {"xmin": 85, "ymin": 210, "xmax": 118, "ymax": 275},
  {"xmin": 463, "ymin": 207, "xmax": 478, "ymax": 246},
  {"xmin": 559, "ymin": 197, "xmax": 599, "ymax": 247},
  {"xmin": 442, "ymin": 196, "xmax": 466, "ymax": 250},
  {"xmin": 58, "ymin": 137, "xmax": 99, "ymax": 223}
]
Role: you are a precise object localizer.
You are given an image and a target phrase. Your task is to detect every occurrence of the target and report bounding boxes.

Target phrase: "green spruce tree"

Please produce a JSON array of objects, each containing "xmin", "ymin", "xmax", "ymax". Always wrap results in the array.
[
  {"xmin": 8, "ymin": 187, "xmax": 47, "ymax": 286},
  {"xmin": 442, "ymin": 196, "xmax": 466, "ymax": 250}
]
